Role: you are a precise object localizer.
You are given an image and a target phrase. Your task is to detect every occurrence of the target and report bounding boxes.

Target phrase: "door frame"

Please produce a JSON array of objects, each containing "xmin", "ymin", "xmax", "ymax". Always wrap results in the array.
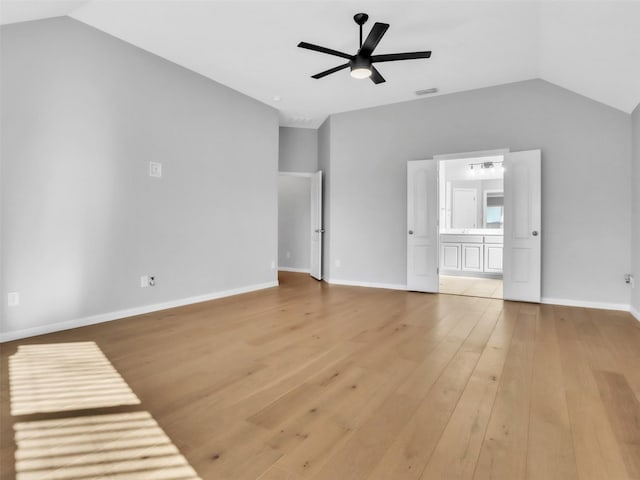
[
  {"xmin": 277, "ymin": 172, "xmax": 319, "ymax": 278},
  {"xmin": 428, "ymin": 148, "xmax": 542, "ymax": 302}
]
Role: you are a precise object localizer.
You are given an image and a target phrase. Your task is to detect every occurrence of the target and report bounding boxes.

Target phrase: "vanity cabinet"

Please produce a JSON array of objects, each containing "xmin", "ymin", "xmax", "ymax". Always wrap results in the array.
[
  {"xmin": 462, "ymin": 244, "xmax": 483, "ymax": 272},
  {"xmin": 484, "ymin": 244, "xmax": 504, "ymax": 273},
  {"xmin": 440, "ymin": 234, "xmax": 503, "ymax": 274},
  {"xmin": 440, "ymin": 243, "xmax": 462, "ymax": 271}
]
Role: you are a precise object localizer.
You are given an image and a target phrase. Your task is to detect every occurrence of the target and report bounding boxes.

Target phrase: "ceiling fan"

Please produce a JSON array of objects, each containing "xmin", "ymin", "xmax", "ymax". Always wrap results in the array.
[{"xmin": 298, "ymin": 13, "xmax": 432, "ymax": 84}]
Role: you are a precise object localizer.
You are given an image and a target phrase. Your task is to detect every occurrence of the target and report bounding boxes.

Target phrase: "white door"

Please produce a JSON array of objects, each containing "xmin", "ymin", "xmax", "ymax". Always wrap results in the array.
[
  {"xmin": 310, "ymin": 171, "xmax": 323, "ymax": 280},
  {"xmin": 503, "ymin": 150, "xmax": 541, "ymax": 302},
  {"xmin": 407, "ymin": 160, "xmax": 439, "ymax": 292},
  {"xmin": 452, "ymin": 188, "xmax": 477, "ymax": 228}
]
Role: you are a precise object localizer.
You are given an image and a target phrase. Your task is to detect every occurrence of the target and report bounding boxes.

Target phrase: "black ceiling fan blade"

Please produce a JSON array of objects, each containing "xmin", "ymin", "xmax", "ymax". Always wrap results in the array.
[
  {"xmin": 311, "ymin": 63, "xmax": 350, "ymax": 79},
  {"xmin": 358, "ymin": 22, "xmax": 389, "ymax": 57},
  {"xmin": 298, "ymin": 42, "xmax": 353, "ymax": 60},
  {"xmin": 370, "ymin": 66, "xmax": 386, "ymax": 84},
  {"xmin": 371, "ymin": 51, "xmax": 432, "ymax": 63}
]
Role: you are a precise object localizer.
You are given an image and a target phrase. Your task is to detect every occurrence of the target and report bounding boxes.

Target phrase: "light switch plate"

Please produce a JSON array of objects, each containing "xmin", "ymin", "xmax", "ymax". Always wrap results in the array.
[
  {"xmin": 8, "ymin": 292, "xmax": 19, "ymax": 307},
  {"xmin": 149, "ymin": 162, "xmax": 162, "ymax": 178}
]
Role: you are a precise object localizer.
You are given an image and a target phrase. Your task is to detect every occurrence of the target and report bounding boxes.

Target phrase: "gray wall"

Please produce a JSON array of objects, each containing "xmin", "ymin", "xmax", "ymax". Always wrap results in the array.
[
  {"xmin": 279, "ymin": 127, "xmax": 318, "ymax": 173},
  {"xmin": 1, "ymin": 17, "xmax": 279, "ymax": 338},
  {"xmin": 278, "ymin": 175, "xmax": 310, "ymax": 271},
  {"xmin": 632, "ymin": 103, "xmax": 640, "ymax": 315},
  {"xmin": 326, "ymin": 79, "xmax": 632, "ymax": 305}
]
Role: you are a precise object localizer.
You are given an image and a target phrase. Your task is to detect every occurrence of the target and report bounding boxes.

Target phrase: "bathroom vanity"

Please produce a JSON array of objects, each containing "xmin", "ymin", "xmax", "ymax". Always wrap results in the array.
[{"xmin": 440, "ymin": 229, "xmax": 503, "ymax": 276}]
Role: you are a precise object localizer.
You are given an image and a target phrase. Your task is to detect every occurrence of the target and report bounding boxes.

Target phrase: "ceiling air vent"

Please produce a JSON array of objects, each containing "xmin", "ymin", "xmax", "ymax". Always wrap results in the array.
[{"xmin": 415, "ymin": 88, "xmax": 438, "ymax": 96}]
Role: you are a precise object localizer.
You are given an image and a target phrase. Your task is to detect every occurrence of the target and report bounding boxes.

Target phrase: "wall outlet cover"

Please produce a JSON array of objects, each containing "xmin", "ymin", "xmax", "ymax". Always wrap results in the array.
[{"xmin": 140, "ymin": 276, "xmax": 149, "ymax": 288}]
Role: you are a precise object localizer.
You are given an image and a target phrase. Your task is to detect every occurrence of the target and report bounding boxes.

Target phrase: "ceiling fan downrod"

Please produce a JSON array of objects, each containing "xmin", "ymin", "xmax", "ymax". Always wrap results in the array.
[{"xmin": 353, "ymin": 13, "xmax": 369, "ymax": 48}]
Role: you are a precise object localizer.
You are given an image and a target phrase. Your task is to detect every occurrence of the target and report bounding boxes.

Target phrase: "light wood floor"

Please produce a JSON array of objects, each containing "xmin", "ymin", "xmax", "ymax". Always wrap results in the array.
[
  {"xmin": 1, "ymin": 272, "xmax": 639, "ymax": 480},
  {"xmin": 440, "ymin": 275, "xmax": 503, "ymax": 299}
]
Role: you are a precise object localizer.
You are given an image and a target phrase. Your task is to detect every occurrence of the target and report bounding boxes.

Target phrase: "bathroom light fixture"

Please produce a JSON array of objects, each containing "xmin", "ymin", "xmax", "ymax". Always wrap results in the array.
[{"xmin": 468, "ymin": 160, "xmax": 503, "ymax": 171}]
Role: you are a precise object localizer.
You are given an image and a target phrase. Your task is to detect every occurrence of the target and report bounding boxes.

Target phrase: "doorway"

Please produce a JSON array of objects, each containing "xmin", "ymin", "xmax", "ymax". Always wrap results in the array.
[
  {"xmin": 406, "ymin": 150, "xmax": 541, "ymax": 303},
  {"xmin": 438, "ymin": 156, "xmax": 504, "ymax": 299},
  {"xmin": 277, "ymin": 171, "xmax": 323, "ymax": 280}
]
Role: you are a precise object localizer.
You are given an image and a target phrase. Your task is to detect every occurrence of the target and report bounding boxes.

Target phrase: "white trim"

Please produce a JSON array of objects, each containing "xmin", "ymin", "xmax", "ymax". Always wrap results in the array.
[
  {"xmin": 541, "ymin": 297, "xmax": 630, "ymax": 312},
  {"xmin": 0, "ymin": 281, "xmax": 279, "ymax": 343},
  {"xmin": 631, "ymin": 305, "xmax": 640, "ymax": 322},
  {"xmin": 434, "ymin": 149, "xmax": 510, "ymax": 161},
  {"xmin": 278, "ymin": 171, "xmax": 313, "ymax": 178},
  {"xmin": 325, "ymin": 278, "xmax": 407, "ymax": 291},
  {"xmin": 278, "ymin": 267, "xmax": 310, "ymax": 273}
]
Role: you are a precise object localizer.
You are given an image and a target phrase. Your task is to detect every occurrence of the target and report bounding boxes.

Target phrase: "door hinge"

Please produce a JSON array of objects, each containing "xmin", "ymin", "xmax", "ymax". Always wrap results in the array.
[{"xmin": 437, "ymin": 267, "xmax": 439, "ymax": 274}]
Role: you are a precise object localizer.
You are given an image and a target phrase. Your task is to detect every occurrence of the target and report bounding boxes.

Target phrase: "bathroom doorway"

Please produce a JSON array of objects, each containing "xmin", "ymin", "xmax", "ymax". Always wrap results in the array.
[{"xmin": 438, "ymin": 155, "xmax": 504, "ymax": 299}]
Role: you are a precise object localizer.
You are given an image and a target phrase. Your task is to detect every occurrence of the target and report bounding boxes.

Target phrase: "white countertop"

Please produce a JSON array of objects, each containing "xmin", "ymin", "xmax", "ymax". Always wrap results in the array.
[{"xmin": 440, "ymin": 229, "xmax": 503, "ymax": 235}]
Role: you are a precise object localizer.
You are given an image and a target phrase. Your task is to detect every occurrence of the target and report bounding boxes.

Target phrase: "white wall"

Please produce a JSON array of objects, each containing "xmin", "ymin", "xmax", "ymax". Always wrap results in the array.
[
  {"xmin": 278, "ymin": 175, "xmax": 310, "ymax": 272},
  {"xmin": 279, "ymin": 127, "xmax": 318, "ymax": 173},
  {"xmin": 632, "ymin": 103, "xmax": 640, "ymax": 319},
  {"xmin": 0, "ymin": 17, "xmax": 279, "ymax": 340},
  {"xmin": 325, "ymin": 79, "xmax": 632, "ymax": 307}
]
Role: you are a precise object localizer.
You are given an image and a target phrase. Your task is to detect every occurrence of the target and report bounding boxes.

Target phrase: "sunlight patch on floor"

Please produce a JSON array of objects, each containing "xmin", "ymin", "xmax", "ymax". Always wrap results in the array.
[
  {"xmin": 14, "ymin": 411, "xmax": 201, "ymax": 480},
  {"xmin": 9, "ymin": 342, "xmax": 140, "ymax": 415}
]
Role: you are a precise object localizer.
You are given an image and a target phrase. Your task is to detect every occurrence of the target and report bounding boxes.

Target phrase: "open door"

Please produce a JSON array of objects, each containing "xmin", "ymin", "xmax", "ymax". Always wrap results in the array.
[
  {"xmin": 503, "ymin": 150, "xmax": 541, "ymax": 302},
  {"xmin": 407, "ymin": 160, "xmax": 439, "ymax": 292},
  {"xmin": 310, "ymin": 171, "xmax": 323, "ymax": 280}
]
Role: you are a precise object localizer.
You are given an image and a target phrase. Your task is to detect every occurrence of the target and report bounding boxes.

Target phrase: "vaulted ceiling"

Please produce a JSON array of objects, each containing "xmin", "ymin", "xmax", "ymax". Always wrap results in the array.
[{"xmin": 2, "ymin": 1, "xmax": 639, "ymax": 128}]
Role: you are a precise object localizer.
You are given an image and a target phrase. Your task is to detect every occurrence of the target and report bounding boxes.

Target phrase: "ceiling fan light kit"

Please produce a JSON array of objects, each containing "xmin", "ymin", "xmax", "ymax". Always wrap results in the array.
[{"xmin": 298, "ymin": 12, "xmax": 432, "ymax": 85}]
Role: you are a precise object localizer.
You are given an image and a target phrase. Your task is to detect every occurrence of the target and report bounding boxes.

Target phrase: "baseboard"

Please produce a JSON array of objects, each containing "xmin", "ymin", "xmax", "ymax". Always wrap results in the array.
[
  {"xmin": 324, "ymin": 282, "xmax": 633, "ymax": 312},
  {"xmin": 0, "ymin": 281, "xmax": 279, "ymax": 343},
  {"xmin": 631, "ymin": 305, "xmax": 640, "ymax": 321},
  {"xmin": 326, "ymin": 278, "xmax": 407, "ymax": 291},
  {"xmin": 541, "ymin": 297, "xmax": 630, "ymax": 312},
  {"xmin": 278, "ymin": 267, "xmax": 311, "ymax": 273}
]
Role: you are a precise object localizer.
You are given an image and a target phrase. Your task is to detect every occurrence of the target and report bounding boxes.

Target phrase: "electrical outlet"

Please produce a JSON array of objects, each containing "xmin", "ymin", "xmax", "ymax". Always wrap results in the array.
[
  {"xmin": 335, "ymin": 259, "xmax": 341, "ymax": 268},
  {"xmin": 149, "ymin": 162, "xmax": 162, "ymax": 178},
  {"xmin": 149, "ymin": 276, "xmax": 156, "ymax": 287},
  {"xmin": 140, "ymin": 276, "xmax": 149, "ymax": 288},
  {"xmin": 271, "ymin": 260, "xmax": 276, "ymax": 270},
  {"xmin": 626, "ymin": 274, "xmax": 635, "ymax": 288},
  {"xmin": 8, "ymin": 292, "xmax": 19, "ymax": 307},
  {"xmin": 286, "ymin": 251, "xmax": 291, "ymax": 259}
]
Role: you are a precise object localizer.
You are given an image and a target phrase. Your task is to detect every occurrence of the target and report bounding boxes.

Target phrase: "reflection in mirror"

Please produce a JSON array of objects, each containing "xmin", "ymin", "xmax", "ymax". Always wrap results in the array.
[{"xmin": 484, "ymin": 191, "xmax": 504, "ymax": 228}]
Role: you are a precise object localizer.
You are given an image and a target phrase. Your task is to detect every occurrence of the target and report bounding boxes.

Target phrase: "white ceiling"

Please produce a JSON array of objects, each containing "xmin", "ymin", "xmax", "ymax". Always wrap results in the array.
[{"xmin": 2, "ymin": 1, "xmax": 639, "ymax": 128}]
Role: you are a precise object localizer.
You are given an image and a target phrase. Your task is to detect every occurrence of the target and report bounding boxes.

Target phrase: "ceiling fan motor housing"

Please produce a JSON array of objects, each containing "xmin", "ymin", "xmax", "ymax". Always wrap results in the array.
[{"xmin": 351, "ymin": 55, "xmax": 371, "ymax": 71}]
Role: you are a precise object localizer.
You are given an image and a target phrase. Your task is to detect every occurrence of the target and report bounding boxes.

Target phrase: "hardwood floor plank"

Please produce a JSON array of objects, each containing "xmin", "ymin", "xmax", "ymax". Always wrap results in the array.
[
  {"xmin": 472, "ymin": 308, "xmax": 536, "ymax": 480},
  {"xmin": 1, "ymin": 272, "xmax": 639, "ymax": 480},
  {"xmin": 418, "ymin": 303, "xmax": 518, "ymax": 480},
  {"xmin": 593, "ymin": 371, "xmax": 640, "ymax": 479},
  {"xmin": 554, "ymin": 306, "xmax": 630, "ymax": 480},
  {"xmin": 367, "ymin": 306, "xmax": 502, "ymax": 480},
  {"xmin": 526, "ymin": 304, "xmax": 579, "ymax": 480}
]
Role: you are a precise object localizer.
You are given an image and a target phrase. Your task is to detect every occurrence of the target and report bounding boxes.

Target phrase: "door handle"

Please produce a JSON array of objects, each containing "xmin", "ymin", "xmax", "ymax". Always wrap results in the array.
[
  {"xmin": 532, "ymin": 230, "xmax": 539, "ymax": 236},
  {"xmin": 408, "ymin": 230, "xmax": 414, "ymax": 235},
  {"xmin": 315, "ymin": 229, "xmax": 325, "ymax": 233}
]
